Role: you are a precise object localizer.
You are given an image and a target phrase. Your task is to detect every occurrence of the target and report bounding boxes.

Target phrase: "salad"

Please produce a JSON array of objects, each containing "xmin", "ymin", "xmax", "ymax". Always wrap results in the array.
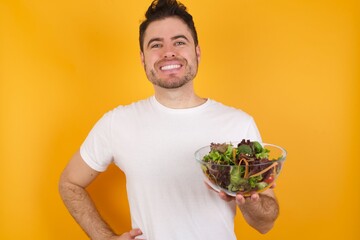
[{"xmin": 200, "ymin": 139, "xmax": 283, "ymax": 195}]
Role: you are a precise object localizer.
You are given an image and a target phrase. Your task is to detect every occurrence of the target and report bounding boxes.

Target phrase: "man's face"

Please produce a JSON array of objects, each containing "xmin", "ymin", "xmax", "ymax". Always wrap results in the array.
[{"xmin": 141, "ymin": 17, "xmax": 201, "ymax": 89}]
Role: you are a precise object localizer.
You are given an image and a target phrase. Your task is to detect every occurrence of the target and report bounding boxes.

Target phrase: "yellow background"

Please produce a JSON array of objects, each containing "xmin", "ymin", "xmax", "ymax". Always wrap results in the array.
[{"xmin": 1, "ymin": 0, "xmax": 359, "ymax": 239}]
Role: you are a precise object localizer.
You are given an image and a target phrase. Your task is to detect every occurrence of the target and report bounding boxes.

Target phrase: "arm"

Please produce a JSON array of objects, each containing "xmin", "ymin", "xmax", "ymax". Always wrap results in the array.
[
  {"xmin": 58, "ymin": 151, "xmax": 143, "ymax": 240},
  {"xmin": 218, "ymin": 188, "xmax": 279, "ymax": 234}
]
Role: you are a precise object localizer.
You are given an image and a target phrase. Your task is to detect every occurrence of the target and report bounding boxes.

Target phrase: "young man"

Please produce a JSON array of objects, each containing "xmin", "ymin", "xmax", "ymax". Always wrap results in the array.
[{"xmin": 59, "ymin": 0, "xmax": 279, "ymax": 239}]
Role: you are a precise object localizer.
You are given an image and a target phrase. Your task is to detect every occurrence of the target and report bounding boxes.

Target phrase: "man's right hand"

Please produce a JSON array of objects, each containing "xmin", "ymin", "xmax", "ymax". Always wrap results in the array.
[{"xmin": 114, "ymin": 228, "xmax": 145, "ymax": 240}]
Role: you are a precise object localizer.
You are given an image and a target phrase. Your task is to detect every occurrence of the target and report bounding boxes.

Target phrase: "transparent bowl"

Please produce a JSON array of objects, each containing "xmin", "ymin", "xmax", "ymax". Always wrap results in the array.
[{"xmin": 195, "ymin": 142, "xmax": 287, "ymax": 197}]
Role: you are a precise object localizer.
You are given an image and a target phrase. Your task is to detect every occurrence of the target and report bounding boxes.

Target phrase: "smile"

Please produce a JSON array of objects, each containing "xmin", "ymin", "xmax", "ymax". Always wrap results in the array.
[{"xmin": 160, "ymin": 64, "xmax": 182, "ymax": 71}]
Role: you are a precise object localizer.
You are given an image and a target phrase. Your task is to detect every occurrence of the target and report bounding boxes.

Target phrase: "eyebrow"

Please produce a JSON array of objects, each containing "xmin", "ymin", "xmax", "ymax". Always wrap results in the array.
[
  {"xmin": 147, "ymin": 38, "xmax": 163, "ymax": 48},
  {"xmin": 146, "ymin": 35, "xmax": 190, "ymax": 48},
  {"xmin": 171, "ymin": 35, "xmax": 190, "ymax": 42}
]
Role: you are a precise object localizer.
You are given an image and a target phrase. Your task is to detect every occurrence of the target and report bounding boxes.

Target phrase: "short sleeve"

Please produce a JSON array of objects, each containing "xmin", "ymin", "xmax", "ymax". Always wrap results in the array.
[
  {"xmin": 80, "ymin": 112, "xmax": 114, "ymax": 172},
  {"xmin": 246, "ymin": 117, "xmax": 262, "ymax": 143}
]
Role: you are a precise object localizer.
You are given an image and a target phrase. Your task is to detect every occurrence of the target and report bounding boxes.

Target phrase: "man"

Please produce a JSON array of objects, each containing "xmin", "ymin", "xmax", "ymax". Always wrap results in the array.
[{"xmin": 58, "ymin": 0, "xmax": 279, "ymax": 239}]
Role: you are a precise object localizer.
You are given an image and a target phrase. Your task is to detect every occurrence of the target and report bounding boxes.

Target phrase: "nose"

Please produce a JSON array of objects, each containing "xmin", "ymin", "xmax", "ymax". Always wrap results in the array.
[
  {"xmin": 162, "ymin": 45, "xmax": 176, "ymax": 58},
  {"xmin": 164, "ymin": 52, "xmax": 175, "ymax": 58}
]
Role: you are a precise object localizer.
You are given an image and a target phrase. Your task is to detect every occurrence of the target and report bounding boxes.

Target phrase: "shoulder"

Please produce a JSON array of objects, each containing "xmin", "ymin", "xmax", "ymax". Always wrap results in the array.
[
  {"xmin": 106, "ymin": 97, "xmax": 153, "ymax": 116},
  {"xmin": 208, "ymin": 99, "xmax": 253, "ymax": 120}
]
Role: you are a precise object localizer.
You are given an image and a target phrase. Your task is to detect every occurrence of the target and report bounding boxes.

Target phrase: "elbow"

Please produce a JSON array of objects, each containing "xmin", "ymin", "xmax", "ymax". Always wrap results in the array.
[
  {"xmin": 58, "ymin": 172, "xmax": 68, "ymax": 197},
  {"xmin": 251, "ymin": 216, "xmax": 277, "ymax": 234},
  {"xmin": 58, "ymin": 172, "xmax": 76, "ymax": 200},
  {"xmin": 256, "ymin": 223, "xmax": 274, "ymax": 234}
]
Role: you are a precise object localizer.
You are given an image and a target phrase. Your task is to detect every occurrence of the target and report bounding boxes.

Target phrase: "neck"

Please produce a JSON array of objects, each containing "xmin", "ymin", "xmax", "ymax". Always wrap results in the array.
[{"xmin": 153, "ymin": 82, "xmax": 206, "ymax": 109}]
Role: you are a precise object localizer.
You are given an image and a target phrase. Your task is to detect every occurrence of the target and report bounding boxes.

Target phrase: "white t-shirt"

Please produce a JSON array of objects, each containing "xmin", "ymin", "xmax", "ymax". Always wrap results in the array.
[{"xmin": 80, "ymin": 96, "xmax": 261, "ymax": 240}]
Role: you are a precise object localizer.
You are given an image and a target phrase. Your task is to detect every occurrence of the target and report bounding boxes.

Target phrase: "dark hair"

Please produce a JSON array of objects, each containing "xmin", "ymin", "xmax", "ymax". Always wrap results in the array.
[{"xmin": 139, "ymin": 0, "xmax": 199, "ymax": 52}]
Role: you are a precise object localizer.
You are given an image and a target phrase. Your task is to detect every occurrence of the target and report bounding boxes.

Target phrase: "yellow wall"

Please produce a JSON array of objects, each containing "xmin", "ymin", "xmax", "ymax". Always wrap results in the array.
[{"xmin": 1, "ymin": 0, "xmax": 359, "ymax": 239}]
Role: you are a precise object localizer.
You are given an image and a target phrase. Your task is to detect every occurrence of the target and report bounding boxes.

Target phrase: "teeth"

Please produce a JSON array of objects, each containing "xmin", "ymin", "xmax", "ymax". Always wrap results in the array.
[{"xmin": 161, "ymin": 64, "xmax": 181, "ymax": 70}]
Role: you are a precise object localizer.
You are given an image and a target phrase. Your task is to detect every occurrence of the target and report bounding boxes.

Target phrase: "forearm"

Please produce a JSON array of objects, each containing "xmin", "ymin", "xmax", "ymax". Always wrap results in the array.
[
  {"xmin": 238, "ymin": 192, "xmax": 279, "ymax": 234},
  {"xmin": 59, "ymin": 181, "xmax": 117, "ymax": 239}
]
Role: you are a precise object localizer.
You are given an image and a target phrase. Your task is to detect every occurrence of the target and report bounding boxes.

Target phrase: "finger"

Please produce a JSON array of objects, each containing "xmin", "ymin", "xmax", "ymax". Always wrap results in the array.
[
  {"xmin": 204, "ymin": 182, "xmax": 235, "ymax": 202},
  {"xmin": 250, "ymin": 193, "xmax": 260, "ymax": 202},
  {"xmin": 129, "ymin": 228, "xmax": 143, "ymax": 238},
  {"xmin": 235, "ymin": 194, "xmax": 246, "ymax": 205},
  {"xmin": 205, "ymin": 182, "xmax": 230, "ymax": 198},
  {"xmin": 219, "ymin": 191, "xmax": 234, "ymax": 202},
  {"xmin": 204, "ymin": 182, "xmax": 213, "ymax": 190}
]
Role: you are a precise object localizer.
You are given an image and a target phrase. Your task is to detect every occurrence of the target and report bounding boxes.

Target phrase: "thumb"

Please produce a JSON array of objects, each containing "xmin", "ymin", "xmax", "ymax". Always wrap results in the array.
[{"xmin": 129, "ymin": 228, "xmax": 143, "ymax": 238}]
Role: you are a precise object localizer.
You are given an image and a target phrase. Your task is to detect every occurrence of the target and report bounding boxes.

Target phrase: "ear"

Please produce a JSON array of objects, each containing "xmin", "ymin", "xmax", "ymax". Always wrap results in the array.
[
  {"xmin": 140, "ymin": 51, "xmax": 145, "ymax": 67},
  {"xmin": 196, "ymin": 45, "xmax": 201, "ymax": 63}
]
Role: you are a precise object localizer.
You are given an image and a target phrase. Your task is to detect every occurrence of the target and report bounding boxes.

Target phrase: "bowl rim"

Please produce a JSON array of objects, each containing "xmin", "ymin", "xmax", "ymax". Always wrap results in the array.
[{"xmin": 194, "ymin": 142, "xmax": 287, "ymax": 167}]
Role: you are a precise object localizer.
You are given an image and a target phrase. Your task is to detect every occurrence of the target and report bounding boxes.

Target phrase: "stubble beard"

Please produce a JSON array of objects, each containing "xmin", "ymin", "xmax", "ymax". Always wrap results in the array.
[{"xmin": 145, "ymin": 59, "xmax": 198, "ymax": 89}]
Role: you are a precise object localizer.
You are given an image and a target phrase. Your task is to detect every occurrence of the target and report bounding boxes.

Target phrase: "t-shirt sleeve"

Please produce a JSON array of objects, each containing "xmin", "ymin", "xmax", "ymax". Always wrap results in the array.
[
  {"xmin": 246, "ymin": 117, "xmax": 262, "ymax": 143},
  {"xmin": 80, "ymin": 112, "xmax": 114, "ymax": 172}
]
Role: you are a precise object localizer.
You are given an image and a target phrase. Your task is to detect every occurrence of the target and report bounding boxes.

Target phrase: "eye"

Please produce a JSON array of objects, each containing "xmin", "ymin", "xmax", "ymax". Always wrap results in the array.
[
  {"xmin": 151, "ymin": 43, "xmax": 162, "ymax": 49},
  {"xmin": 175, "ymin": 41, "xmax": 186, "ymax": 46}
]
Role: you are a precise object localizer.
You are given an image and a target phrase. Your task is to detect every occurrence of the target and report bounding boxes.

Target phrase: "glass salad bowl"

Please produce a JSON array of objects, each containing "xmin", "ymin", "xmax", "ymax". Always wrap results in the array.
[{"xmin": 195, "ymin": 140, "xmax": 287, "ymax": 197}]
